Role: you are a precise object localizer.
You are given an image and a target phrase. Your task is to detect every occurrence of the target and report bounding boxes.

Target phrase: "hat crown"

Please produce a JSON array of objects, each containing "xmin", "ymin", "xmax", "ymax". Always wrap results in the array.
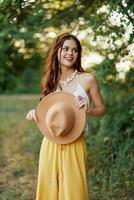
[
  {"xmin": 36, "ymin": 91, "xmax": 86, "ymax": 144},
  {"xmin": 45, "ymin": 101, "xmax": 74, "ymax": 137}
]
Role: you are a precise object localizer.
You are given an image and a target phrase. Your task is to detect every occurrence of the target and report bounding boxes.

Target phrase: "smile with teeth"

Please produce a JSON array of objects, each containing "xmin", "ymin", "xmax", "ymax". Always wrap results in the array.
[{"xmin": 64, "ymin": 57, "xmax": 74, "ymax": 61}]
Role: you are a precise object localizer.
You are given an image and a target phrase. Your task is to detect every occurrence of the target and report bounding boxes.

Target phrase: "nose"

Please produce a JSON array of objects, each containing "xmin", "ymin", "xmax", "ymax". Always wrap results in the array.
[{"xmin": 67, "ymin": 49, "xmax": 73, "ymax": 55}]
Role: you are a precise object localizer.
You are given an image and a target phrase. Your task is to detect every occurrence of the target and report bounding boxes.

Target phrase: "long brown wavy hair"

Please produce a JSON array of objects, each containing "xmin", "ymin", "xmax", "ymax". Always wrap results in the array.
[{"xmin": 40, "ymin": 33, "xmax": 84, "ymax": 100}]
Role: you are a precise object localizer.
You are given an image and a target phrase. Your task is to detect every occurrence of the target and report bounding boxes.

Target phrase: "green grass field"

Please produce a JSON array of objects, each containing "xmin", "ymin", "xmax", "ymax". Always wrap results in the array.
[
  {"xmin": 0, "ymin": 95, "xmax": 43, "ymax": 200},
  {"xmin": 0, "ymin": 95, "xmax": 133, "ymax": 200}
]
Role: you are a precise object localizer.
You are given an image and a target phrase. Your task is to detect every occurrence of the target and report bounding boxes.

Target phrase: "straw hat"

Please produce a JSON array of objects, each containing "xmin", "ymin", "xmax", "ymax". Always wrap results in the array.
[{"xmin": 36, "ymin": 91, "xmax": 86, "ymax": 144}]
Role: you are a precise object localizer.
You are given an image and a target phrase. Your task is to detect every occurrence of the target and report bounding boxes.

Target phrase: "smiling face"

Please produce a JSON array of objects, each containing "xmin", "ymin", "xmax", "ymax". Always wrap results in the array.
[{"xmin": 57, "ymin": 39, "xmax": 78, "ymax": 69}]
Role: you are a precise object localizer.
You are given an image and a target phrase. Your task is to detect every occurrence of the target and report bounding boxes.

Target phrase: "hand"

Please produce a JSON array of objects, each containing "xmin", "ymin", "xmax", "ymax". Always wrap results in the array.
[
  {"xmin": 75, "ymin": 95, "xmax": 88, "ymax": 113},
  {"xmin": 26, "ymin": 109, "xmax": 37, "ymax": 122}
]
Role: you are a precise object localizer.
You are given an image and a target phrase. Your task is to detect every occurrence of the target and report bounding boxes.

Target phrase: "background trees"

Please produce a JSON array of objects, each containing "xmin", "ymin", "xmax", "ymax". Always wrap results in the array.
[{"xmin": 0, "ymin": 0, "xmax": 133, "ymax": 93}]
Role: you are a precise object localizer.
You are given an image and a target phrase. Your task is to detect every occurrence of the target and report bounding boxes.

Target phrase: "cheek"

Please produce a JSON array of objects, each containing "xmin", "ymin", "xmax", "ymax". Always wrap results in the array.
[
  {"xmin": 58, "ymin": 52, "xmax": 65, "ymax": 62},
  {"xmin": 74, "ymin": 53, "xmax": 78, "ymax": 61}
]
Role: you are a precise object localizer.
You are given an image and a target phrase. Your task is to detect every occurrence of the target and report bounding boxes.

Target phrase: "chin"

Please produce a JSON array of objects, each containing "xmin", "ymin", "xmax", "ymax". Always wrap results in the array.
[{"xmin": 62, "ymin": 62, "xmax": 75, "ymax": 68}]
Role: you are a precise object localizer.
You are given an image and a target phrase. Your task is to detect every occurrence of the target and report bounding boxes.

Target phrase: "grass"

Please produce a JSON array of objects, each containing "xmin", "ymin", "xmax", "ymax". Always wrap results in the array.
[
  {"xmin": 0, "ymin": 95, "xmax": 42, "ymax": 200},
  {"xmin": 0, "ymin": 95, "xmax": 133, "ymax": 200}
]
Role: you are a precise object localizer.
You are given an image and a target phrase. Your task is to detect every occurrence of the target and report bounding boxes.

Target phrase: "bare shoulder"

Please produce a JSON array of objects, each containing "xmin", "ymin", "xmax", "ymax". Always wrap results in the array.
[
  {"xmin": 79, "ymin": 72, "xmax": 97, "ymax": 83},
  {"xmin": 78, "ymin": 72, "xmax": 97, "ymax": 91}
]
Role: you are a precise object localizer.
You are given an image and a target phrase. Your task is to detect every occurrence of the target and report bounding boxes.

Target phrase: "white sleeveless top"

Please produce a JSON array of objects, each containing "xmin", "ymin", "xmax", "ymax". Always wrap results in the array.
[
  {"xmin": 74, "ymin": 74, "xmax": 90, "ymax": 108},
  {"xmin": 57, "ymin": 73, "xmax": 90, "ymax": 108},
  {"xmin": 74, "ymin": 74, "xmax": 90, "ymax": 134}
]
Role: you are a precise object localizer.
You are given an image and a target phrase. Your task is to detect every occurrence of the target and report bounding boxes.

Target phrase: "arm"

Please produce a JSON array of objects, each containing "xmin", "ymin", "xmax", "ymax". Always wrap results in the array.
[{"xmin": 87, "ymin": 74, "xmax": 106, "ymax": 117}]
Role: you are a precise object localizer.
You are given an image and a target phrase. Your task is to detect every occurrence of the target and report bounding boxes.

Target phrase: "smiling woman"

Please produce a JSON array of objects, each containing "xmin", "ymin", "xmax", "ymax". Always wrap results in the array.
[
  {"xmin": 57, "ymin": 40, "xmax": 79, "ymax": 79},
  {"xmin": 26, "ymin": 33, "xmax": 106, "ymax": 200}
]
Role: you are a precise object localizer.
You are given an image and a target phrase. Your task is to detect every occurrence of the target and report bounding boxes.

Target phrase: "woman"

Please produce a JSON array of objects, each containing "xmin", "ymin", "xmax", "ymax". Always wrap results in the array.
[{"xmin": 26, "ymin": 33, "xmax": 106, "ymax": 200}]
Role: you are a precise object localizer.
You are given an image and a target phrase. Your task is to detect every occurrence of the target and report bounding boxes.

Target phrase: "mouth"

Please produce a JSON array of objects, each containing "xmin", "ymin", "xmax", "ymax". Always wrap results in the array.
[{"xmin": 64, "ymin": 57, "xmax": 74, "ymax": 61}]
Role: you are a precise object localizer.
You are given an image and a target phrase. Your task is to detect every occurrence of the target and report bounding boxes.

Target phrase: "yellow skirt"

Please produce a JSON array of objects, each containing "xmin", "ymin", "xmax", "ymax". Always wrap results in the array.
[{"xmin": 36, "ymin": 135, "xmax": 89, "ymax": 200}]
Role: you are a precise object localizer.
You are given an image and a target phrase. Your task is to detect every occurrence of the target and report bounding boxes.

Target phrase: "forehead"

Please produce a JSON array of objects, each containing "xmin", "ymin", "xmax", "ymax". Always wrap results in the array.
[{"xmin": 62, "ymin": 39, "xmax": 78, "ymax": 48}]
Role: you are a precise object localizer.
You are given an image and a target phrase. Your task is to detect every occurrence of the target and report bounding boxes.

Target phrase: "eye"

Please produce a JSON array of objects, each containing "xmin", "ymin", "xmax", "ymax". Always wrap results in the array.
[
  {"xmin": 62, "ymin": 47, "xmax": 68, "ymax": 51},
  {"xmin": 73, "ymin": 49, "xmax": 78, "ymax": 53}
]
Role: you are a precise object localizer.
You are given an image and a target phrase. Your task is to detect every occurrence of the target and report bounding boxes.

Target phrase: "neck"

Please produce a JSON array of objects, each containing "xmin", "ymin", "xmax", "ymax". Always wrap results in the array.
[
  {"xmin": 60, "ymin": 68, "xmax": 77, "ymax": 87},
  {"xmin": 61, "ymin": 67, "xmax": 75, "ymax": 78}
]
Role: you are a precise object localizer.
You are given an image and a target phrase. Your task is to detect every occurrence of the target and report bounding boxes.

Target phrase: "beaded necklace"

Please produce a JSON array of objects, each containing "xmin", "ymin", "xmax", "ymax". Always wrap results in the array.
[{"xmin": 60, "ymin": 70, "xmax": 77, "ymax": 87}]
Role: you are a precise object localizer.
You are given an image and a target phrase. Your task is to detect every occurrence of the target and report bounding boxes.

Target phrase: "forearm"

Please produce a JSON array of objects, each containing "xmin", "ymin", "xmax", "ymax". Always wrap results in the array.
[{"xmin": 87, "ymin": 106, "xmax": 106, "ymax": 117}]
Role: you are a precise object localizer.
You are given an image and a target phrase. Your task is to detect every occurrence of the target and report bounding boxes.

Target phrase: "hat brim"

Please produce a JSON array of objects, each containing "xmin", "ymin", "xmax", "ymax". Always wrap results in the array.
[{"xmin": 36, "ymin": 91, "xmax": 86, "ymax": 144}]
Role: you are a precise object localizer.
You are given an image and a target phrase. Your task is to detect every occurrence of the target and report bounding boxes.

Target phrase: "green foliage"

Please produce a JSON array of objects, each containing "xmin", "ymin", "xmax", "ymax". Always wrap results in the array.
[
  {"xmin": 12, "ymin": 168, "xmax": 26, "ymax": 177},
  {"xmin": 86, "ymin": 85, "xmax": 134, "ymax": 199},
  {"xmin": 126, "ymin": 68, "xmax": 134, "ymax": 87},
  {"xmin": 0, "ymin": 0, "xmax": 133, "ymax": 93}
]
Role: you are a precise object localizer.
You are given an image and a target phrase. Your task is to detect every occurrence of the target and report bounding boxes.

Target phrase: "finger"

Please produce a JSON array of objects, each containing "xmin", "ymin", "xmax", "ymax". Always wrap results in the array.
[
  {"xmin": 33, "ymin": 110, "xmax": 38, "ymax": 122},
  {"xmin": 29, "ymin": 111, "xmax": 33, "ymax": 119},
  {"xmin": 78, "ymin": 100, "xmax": 88, "ymax": 109},
  {"xmin": 78, "ymin": 102, "xmax": 85, "ymax": 109},
  {"xmin": 33, "ymin": 115, "xmax": 37, "ymax": 122},
  {"xmin": 75, "ymin": 96, "xmax": 84, "ymax": 107},
  {"xmin": 26, "ymin": 110, "xmax": 33, "ymax": 120},
  {"xmin": 83, "ymin": 104, "xmax": 88, "ymax": 112},
  {"xmin": 75, "ymin": 96, "xmax": 79, "ymax": 107},
  {"xmin": 31, "ymin": 110, "xmax": 36, "ymax": 122},
  {"xmin": 26, "ymin": 113, "xmax": 32, "ymax": 120}
]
